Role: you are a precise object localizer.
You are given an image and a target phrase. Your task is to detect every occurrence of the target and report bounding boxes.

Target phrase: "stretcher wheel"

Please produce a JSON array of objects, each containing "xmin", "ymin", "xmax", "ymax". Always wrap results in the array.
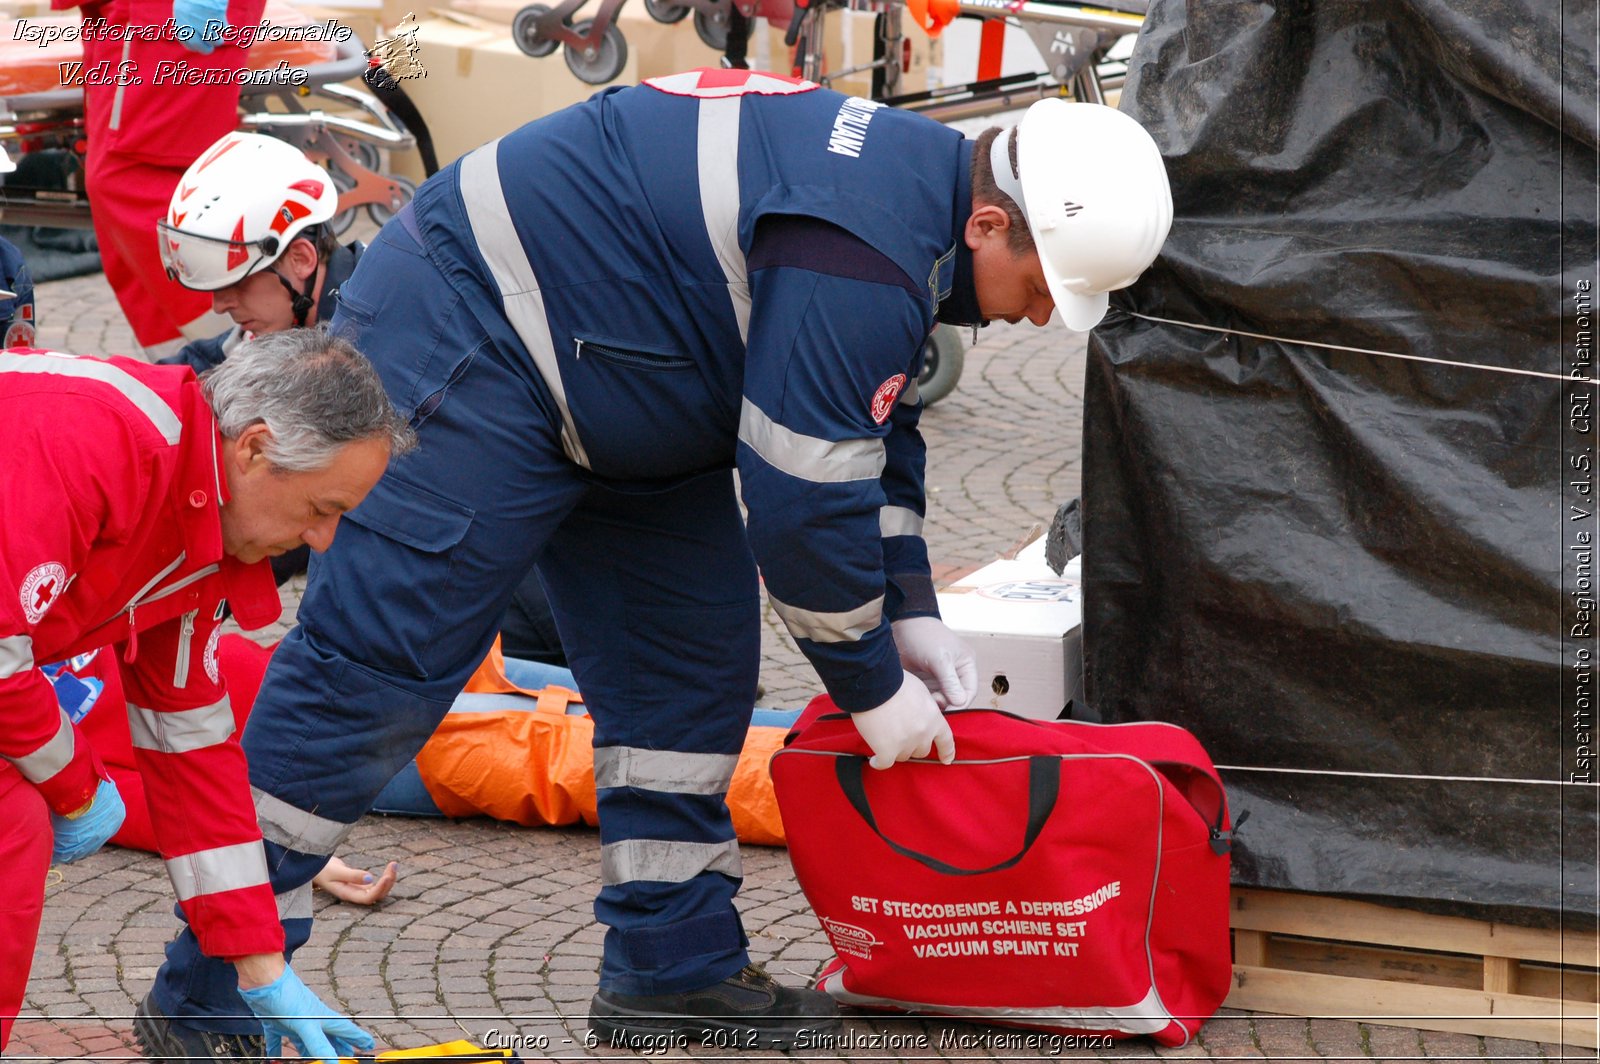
[
  {"xmin": 563, "ymin": 20, "xmax": 628, "ymax": 84},
  {"xmin": 327, "ymin": 168, "xmax": 359, "ymax": 237},
  {"xmin": 323, "ymin": 140, "xmax": 380, "ymax": 235},
  {"xmin": 918, "ymin": 324, "xmax": 965, "ymax": 406},
  {"xmin": 644, "ymin": 0, "xmax": 690, "ymax": 23},
  {"xmin": 694, "ymin": 7, "xmax": 729, "ymax": 50},
  {"xmin": 368, "ymin": 175, "xmax": 417, "ymax": 227},
  {"xmin": 513, "ymin": 4, "xmax": 561, "ymax": 57}
]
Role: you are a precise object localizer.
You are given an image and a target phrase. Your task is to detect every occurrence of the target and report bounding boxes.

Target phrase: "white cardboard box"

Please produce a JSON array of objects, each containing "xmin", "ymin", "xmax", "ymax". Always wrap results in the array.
[{"xmin": 936, "ymin": 537, "xmax": 1082, "ymax": 721}]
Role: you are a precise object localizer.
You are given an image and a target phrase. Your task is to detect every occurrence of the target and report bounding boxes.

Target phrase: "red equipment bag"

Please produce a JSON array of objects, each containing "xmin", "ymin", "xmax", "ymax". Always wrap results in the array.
[{"xmin": 770, "ymin": 698, "xmax": 1234, "ymax": 1047}]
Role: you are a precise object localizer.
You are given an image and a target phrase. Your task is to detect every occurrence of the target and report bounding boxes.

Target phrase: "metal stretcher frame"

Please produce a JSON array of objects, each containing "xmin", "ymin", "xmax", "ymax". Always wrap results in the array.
[
  {"xmin": 786, "ymin": 0, "xmax": 1146, "ymax": 121},
  {"xmin": 0, "ymin": 33, "xmax": 417, "ymax": 231}
]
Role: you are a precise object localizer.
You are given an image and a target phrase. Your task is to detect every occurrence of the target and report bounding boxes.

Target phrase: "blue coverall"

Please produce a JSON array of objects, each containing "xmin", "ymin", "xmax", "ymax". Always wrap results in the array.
[
  {"xmin": 0, "ymin": 236, "xmax": 35, "ymax": 349},
  {"xmin": 151, "ymin": 68, "xmax": 985, "ymax": 1029}
]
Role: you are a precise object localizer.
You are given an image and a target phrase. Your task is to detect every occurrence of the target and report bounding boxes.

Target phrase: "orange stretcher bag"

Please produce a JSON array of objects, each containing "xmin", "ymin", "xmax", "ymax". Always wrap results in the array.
[{"xmin": 414, "ymin": 638, "xmax": 790, "ymax": 845}]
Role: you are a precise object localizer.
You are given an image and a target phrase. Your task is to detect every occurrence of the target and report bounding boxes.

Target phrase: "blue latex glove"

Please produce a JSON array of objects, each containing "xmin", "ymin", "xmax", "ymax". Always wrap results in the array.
[
  {"xmin": 50, "ymin": 777, "xmax": 126, "ymax": 864},
  {"xmin": 172, "ymin": 0, "xmax": 228, "ymax": 54},
  {"xmin": 237, "ymin": 965, "xmax": 374, "ymax": 1064}
]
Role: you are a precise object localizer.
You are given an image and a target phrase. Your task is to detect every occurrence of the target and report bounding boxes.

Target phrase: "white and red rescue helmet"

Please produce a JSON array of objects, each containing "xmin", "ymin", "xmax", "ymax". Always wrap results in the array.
[{"xmin": 158, "ymin": 132, "xmax": 339, "ymax": 292}]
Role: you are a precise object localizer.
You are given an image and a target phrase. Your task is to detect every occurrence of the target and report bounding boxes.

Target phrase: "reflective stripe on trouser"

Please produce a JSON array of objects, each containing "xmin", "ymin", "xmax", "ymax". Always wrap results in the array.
[
  {"xmin": 149, "ymin": 222, "xmax": 757, "ymax": 1029},
  {"xmin": 0, "ymin": 766, "xmax": 53, "ymax": 1052}
]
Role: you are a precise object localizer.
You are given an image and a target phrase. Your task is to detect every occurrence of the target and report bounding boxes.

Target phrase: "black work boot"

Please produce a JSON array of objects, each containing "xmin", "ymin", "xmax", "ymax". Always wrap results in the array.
[
  {"xmin": 133, "ymin": 992, "xmax": 264, "ymax": 1063},
  {"xmin": 589, "ymin": 963, "xmax": 842, "ymax": 1051}
]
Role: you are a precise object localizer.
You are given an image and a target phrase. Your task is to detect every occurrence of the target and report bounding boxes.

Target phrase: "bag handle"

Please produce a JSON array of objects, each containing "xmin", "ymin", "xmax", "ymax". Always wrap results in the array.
[{"xmin": 834, "ymin": 756, "xmax": 1060, "ymax": 876}]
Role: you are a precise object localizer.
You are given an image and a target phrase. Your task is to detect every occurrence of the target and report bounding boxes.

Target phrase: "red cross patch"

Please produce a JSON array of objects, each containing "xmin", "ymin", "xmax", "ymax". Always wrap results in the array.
[
  {"xmin": 644, "ymin": 68, "xmax": 818, "ymax": 98},
  {"xmin": 20, "ymin": 561, "xmax": 67, "ymax": 625},
  {"xmin": 3, "ymin": 321, "xmax": 34, "ymax": 349},
  {"xmin": 870, "ymin": 374, "xmax": 907, "ymax": 425}
]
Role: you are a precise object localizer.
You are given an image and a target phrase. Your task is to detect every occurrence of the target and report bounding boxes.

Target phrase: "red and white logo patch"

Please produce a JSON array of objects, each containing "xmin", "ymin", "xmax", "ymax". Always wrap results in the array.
[
  {"xmin": 203, "ymin": 627, "xmax": 222, "ymax": 685},
  {"xmin": 3, "ymin": 320, "xmax": 34, "ymax": 349},
  {"xmin": 20, "ymin": 562, "xmax": 67, "ymax": 625},
  {"xmin": 870, "ymin": 374, "xmax": 907, "ymax": 425}
]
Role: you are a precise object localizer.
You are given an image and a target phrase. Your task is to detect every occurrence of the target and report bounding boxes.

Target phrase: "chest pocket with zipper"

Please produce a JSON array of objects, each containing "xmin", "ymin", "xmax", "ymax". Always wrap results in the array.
[
  {"xmin": 576, "ymin": 337, "xmax": 696, "ymax": 372},
  {"xmin": 565, "ymin": 334, "xmax": 732, "ymax": 479}
]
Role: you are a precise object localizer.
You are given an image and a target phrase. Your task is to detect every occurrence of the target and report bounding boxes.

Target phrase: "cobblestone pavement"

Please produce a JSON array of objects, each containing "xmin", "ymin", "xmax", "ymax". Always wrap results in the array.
[{"xmin": 11, "ymin": 262, "xmax": 1572, "ymax": 1062}]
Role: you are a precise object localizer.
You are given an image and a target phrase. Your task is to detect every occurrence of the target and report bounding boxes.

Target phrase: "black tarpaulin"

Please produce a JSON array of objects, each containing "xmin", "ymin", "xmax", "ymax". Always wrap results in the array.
[{"xmin": 1082, "ymin": 0, "xmax": 1598, "ymax": 925}]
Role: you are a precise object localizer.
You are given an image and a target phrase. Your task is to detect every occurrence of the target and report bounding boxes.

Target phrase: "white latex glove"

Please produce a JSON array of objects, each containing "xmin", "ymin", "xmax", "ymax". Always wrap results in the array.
[
  {"xmin": 891, "ymin": 616, "xmax": 979, "ymax": 709},
  {"xmin": 852, "ymin": 671, "xmax": 956, "ymax": 770}
]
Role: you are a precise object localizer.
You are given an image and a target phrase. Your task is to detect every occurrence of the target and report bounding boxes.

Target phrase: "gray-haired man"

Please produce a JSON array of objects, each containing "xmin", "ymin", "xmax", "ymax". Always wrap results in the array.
[{"xmin": 0, "ymin": 329, "xmax": 411, "ymax": 1063}]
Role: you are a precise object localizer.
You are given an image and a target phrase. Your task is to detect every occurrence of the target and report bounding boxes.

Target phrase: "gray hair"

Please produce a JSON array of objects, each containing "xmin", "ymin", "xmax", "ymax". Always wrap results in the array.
[{"xmin": 202, "ymin": 327, "xmax": 415, "ymax": 472}]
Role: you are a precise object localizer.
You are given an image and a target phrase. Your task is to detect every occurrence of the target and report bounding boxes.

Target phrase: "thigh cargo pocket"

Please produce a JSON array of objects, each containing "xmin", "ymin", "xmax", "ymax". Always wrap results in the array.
[{"xmin": 308, "ymin": 475, "xmax": 476, "ymax": 682}]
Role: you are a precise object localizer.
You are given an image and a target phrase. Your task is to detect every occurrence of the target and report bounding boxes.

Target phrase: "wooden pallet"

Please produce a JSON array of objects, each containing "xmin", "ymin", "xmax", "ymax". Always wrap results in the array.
[{"xmin": 1227, "ymin": 888, "xmax": 1600, "ymax": 1048}]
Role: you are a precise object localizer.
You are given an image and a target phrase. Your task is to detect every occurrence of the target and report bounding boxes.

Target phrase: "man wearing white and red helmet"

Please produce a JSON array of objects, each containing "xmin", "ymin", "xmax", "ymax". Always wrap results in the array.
[
  {"xmin": 145, "ymin": 74, "xmax": 1174, "ymax": 1054},
  {"xmin": 156, "ymin": 133, "xmax": 352, "ymax": 375},
  {"xmin": 58, "ymin": 0, "xmax": 267, "ymax": 348}
]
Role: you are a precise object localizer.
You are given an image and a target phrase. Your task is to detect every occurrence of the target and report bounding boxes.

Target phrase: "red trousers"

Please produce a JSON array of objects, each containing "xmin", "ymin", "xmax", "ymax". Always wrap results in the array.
[
  {"xmin": 0, "ymin": 767, "xmax": 53, "ymax": 1052},
  {"xmin": 79, "ymin": 0, "xmax": 264, "ymax": 346}
]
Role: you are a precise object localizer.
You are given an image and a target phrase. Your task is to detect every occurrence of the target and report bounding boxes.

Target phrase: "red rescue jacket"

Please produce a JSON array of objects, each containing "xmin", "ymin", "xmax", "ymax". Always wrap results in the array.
[{"xmin": 0, "ymin": 350, "xmax": 284, "ymax": 959}]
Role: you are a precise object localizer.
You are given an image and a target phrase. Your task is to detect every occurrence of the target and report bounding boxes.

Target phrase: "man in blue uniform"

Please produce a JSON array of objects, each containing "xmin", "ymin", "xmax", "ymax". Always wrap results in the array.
[
  {"xmin": 141, "ymin": 69, "xmax": 1172, "ymax": 1058},
  {"xmin": 1, "ymin": 235, "xmax": 36, "ymax": 350}
]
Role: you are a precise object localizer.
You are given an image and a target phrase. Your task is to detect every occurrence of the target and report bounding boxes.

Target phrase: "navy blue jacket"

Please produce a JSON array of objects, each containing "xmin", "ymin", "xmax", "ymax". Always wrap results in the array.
[
  {"xmin": 0, "ymin": 235, "xmax": 35, "ymax": 349},
  {"xmin": 415, "ymin": 70, "xmax": 979, "ymax": 711}
]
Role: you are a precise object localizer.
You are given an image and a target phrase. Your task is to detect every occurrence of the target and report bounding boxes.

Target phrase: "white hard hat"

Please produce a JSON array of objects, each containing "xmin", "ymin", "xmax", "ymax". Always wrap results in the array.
[
  {"xmin": 157, "ymin": 132, "xmax": 339, "ymax": 291},
  {"xmin": 991, "ymin": 99, "xmax": 1173, "ymax": 331}
]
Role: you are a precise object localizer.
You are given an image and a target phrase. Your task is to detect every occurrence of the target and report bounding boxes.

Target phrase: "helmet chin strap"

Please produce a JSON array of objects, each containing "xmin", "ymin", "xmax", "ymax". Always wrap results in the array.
[{"xmin": 272, "ymin": 261, "xmax": 318, "ymax": 327}]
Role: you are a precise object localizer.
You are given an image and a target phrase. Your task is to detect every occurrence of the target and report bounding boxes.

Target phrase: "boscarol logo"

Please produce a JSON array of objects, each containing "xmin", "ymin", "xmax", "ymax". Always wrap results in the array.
[
  {"xmin": 870, "ymin": 373, "xmax": 907, "ymax": 425},
  {"xmin": 819, "ymin": 916, "xmax": 882, "ymax": 960}
]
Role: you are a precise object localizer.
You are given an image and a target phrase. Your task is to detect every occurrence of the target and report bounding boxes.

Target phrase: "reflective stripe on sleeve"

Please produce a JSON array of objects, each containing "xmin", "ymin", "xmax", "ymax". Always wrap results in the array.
[
  {"xmin": 879, "ymin": 506, "xmax": 924, "ymax": 538},
  {"xmin": 601, "ymin": 838, "xmax": 742, "ymax": 886},
  {"xmin": 767, "ymin": 592, "xmax": 884, "ymax": 643},
  {"xmin": 0, "ymin": 352, "xmax": 181, "ymax": 445},
  {"xmin": 165, "ymin": 840, "xmax": 270, "ymax": 902},
  {"xmin": 0, "ymin": 635, "xmax": 34, "ymax": 679},
  {"xmin": 6, "ymin": 707, "xmax": 76, "ymax": 784},
  {"xmin": 458, "ymin": 141, "xmax": 592, "ymax": 469},
  {"xmin": 126, "ymin": 696, "xmax": 235, "ymax": 754},
  {"xmin": 594, "ymin": 747, "xmax": 739, "ymax": 795},
  {"xmin": 697, "ymin": 95, "xmax": 750, "ymax": 345},
  {"xmin": 738, "ymin": 398, "xmax": 885, "ymax": 483},
  {"xmin": 252, "ymin": 786, "xmax": 353, "ymax": 857}
]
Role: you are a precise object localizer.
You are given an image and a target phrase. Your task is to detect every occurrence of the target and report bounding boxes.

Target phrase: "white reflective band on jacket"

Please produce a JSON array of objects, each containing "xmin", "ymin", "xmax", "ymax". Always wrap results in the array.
[
  {"xmin": 0, "ymin": 351, "xmax": 181, "ymax": 445},
  {"xmin": 165, "ymin": 840, "xmax": 272, "ymax": 902},
  {"xmin": 7, "ymin": 707, "xmax": 75, "ymax": 784},
  {"xmin": 697, "ymin": 94, "xmax": 750, "ymax": 345},
  {"xmin": 458, "ymin": 140, "xmax": 592, "ymax": 470},
  {"xmin": 767, "ymin": 593, "xmax": 886, "ymax": 644}
]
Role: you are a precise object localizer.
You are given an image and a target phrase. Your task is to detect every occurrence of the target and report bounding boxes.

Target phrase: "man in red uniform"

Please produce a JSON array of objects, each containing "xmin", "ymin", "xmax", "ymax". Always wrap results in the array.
[
  {"xmin": 0, "ymin": 329, "xmax": 412, "ymax": 1062},
  {"xmin": 61, "ymin": 0, "xmax": 266, "ymax": 346}
]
